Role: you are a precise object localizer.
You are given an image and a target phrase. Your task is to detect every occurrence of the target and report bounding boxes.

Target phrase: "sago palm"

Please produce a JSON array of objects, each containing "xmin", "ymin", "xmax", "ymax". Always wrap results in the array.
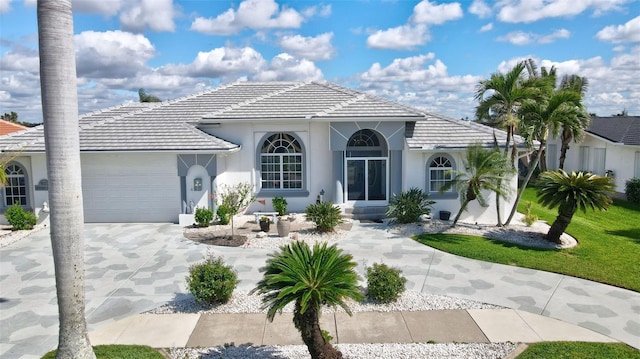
[
  {"xmin": 251, "ymin": 241, "xmax": 362, "ymax": 359},
  {"xmin": 537, "ymin": 170, "xmax": 615, "ymax": 243},
  {"xmin": 440, "ymin": 144, "xmax": 515, "ymax": 227}
]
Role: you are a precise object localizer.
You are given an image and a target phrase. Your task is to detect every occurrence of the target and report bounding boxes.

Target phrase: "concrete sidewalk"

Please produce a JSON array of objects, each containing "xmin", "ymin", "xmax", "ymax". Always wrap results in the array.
[{"xmin": 89, "ymin": 309, "xmax": 617, "ymax": 348}]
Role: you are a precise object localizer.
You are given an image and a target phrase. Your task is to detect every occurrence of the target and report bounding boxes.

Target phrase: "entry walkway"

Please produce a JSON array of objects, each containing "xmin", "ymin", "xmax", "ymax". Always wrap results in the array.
[
  {"xmin": 90, "ymin": 308, "xmax": 616, "ymax": 348},
  {"xmin": 1, "ymin": 221, "xmax": 639, "ymax": 358}
]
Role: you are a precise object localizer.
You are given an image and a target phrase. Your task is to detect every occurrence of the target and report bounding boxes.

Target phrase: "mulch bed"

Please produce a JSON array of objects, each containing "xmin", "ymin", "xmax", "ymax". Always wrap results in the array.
[{"xmin": 183, "ymin": 218, "xmax": 353, "ymax": 247}]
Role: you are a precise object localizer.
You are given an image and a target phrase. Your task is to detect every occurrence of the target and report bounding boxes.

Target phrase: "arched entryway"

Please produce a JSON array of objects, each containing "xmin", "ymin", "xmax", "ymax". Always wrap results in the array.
[{"xmin": 345, "ymin": 129, "xmax": 388, "ymax": 204}]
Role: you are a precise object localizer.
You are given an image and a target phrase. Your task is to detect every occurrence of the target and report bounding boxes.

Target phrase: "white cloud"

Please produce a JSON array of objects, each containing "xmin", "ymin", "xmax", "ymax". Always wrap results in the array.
[
  {"xmin": 596, "ymin": 16, "xmax": 640, "ymax": 43},
  {"xmin": 469, "ymin": 0, "xmax": 492, "ymax": 18},
  {"xmin": 410, "ymin": 0, "xmax": 463, "ymax": 25},
  {"xmin": 0, "ymin": 0, "xmax": 12, "ymax": 13},
  {"xmin": 74, "ymin": 30, "xmax": 156, "ymax": 78},
  {"xmin": 190, "ymin": 0, "xmax": 305, "ymax": 35},
  {"xmin": 279, "ymin": 33, "xmax": 335, "ymax": 61},
  {"xmin": 302, "ymin": 4, "xmax": 331, "ymax": 18},
  {"xmin": 73, "ymin": 0, "xmax": 123, "ymax": 17},
  {"xmin": 253, "ymin": 53, "xmax": 323, "ymax": 81},
  {"xmin": 164, "ymin": 46, "xmax": 267, "ymax": 78},
  {"xmin": 119, "ymin": 0, "xmax": 176, "ymax": 32},
  {"xmin": 480, "ymin": 22, "xmax": 493, "ymax": 32},
  {"xmin": 366, "ymin": 24, "xmax": 430, "ymax": 50},
  {"xmin": 496, "ymin": 0, "xmax": 628, "ymax": 23},
  {"xmin": 498, "ymin": 29, "xmax": 571, "ymax": 45}
]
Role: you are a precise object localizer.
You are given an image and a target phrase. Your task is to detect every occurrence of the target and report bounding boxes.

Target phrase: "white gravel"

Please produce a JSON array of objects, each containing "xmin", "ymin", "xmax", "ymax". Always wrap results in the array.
[{"xmin": 170, "ymin": 342, "xmax": 519, "ymax": 359}]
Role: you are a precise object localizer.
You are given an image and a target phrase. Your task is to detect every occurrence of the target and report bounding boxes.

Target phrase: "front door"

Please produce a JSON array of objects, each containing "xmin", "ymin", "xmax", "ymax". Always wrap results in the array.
[{"xmin": 346, "ymin": 158, "xmax": 387, "ymax": 204}]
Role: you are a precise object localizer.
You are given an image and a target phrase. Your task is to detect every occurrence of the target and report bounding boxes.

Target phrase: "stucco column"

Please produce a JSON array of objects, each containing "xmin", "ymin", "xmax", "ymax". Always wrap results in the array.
[
  {"xmin": 389, "ymin": 150, "xmax": 402, "ymax": 197},
  {"xmin": 333, "ymin": 151, "xmax": 344, "ymax": 204}
]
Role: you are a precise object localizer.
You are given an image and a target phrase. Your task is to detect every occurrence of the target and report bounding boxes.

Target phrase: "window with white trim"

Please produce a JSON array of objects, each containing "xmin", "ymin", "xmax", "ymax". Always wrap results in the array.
[
  {"xmin": 4, "ymin": 163, "xmax": 27, "ymax": 206},
  {"xmin": 260, "ymin": 133, "xmax": 303, "ymax": 190},
  {"xmin": 593, "ymin": 148, "xmax": 606, "ymax": 176},
  {"xmin": 579, "ymin": 146, "xmax": 590, "ymax": 172},
  {"xmin": 428, "ymin": 154, "xmax": 455, "ymax": 195},
  {"xmin": 635, "ymin": 151, "xmax": 640, "ymax": 178}
]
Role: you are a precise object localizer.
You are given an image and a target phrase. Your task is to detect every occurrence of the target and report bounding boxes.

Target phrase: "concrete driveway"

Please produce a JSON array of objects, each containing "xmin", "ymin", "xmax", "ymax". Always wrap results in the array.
[{"xmin": 1, "ymin": 222, "xmax": 638, "ymax": 358}]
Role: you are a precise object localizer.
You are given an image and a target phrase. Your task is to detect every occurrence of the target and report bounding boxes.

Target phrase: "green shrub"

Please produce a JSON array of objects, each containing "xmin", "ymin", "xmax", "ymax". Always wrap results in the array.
[
  {"xmin": 366, "ymin": 263, "xmax": 407, "ymax": 303},
  {"xmin": 186, "ymin": 256, "xmax": 238, "ymax": 305},
  {"xmin": 216, "ymin": 204, "xmax": 231, "ymax": 225},
  {"xmin": 305, "ymin": 201, "xmax": 343, "ymax": 232},
  {"xmin": 625, "ymin": 178, "xmax": 640, "ymax": 204},
  {"xmin": 5, "ymin": 204, "xmax": 37, "ymax": 230},
  {"xmin": 272, "ymin": 196, "xmax": 288, "ymax": 216},
  {"xmin": 386, "ymin": 187, "xmax": 435, "ymax": 224},
  {"xmin": 522, "ymin": 201, "xmax": 538, "ymax": 226},
  {"xmin": 194, "ymin": 207, "xmax": 213, "ymax": 227}
]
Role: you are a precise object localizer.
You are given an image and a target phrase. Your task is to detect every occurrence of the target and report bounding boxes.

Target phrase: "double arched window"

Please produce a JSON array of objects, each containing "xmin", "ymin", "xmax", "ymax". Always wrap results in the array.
[
  {"xmin": 4, "ymin": 163, "xmax": 27, "ymax": 206},
  {"xmin": 260, "ymin": 133, "xmax": 303, "ymax": 190},
  {"xmin": 427, "ymin": 154, "xmax": 456, "ymax": 197}
]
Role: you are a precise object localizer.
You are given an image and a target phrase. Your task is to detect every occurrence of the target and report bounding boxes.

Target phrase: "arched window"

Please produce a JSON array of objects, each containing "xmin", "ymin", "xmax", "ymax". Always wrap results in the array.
[
  {"xmin": 4, "ymin": 163, "xmax": 27, "ymax": 206},
  {"xmin": 260, "ymin": 133, "xmax": 303, "ymax": 190},
  {"xmin": 346, "ymin": 129, "xmax": 387, "ymax": 157},
  {"xmin": 427, "ymin": 154, "xmax": 456, "ymax": 197}
]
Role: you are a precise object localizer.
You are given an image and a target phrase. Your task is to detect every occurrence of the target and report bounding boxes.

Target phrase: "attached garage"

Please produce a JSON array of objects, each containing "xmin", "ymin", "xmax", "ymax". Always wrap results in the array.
[{"xmin": 81, "ymin": 153, "xmax": 181, "ymax": 223}]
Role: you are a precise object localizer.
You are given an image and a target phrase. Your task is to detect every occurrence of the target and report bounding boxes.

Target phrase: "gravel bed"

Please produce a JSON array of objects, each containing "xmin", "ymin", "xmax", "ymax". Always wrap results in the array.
[
  {"xmin": 147, "ymin": 289, "xmax": 502, "ymax": 315},
  {"xmin": 170, "ymin": 342, "xmax": 519, "ymax": 359}
]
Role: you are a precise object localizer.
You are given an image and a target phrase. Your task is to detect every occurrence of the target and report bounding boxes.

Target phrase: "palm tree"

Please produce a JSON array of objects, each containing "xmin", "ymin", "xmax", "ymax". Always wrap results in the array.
[
  {"xmin": 557, "ymin": 75, "xmax": 590, "ymax": 169},
  {"xmin": 537, "ymin": 170, "xmax": 615, "ymax": 243},
  {"xmin": 440, "ymin": 144, "xmax": 515, "ymax": 227},
  {"xmin": 475, "ymin": 60, "xmax": 541, "ymax": 225},
  {"xmin": 251, "ymin": 241, "xmax": 363, "ymax": 359},
  {"xmin": 37, "ymin": 1, "xmax": 95, "ymax": 358},
  {"xmin": 505, "ymin": 88, "xmax": 587, "ymax": 225}
]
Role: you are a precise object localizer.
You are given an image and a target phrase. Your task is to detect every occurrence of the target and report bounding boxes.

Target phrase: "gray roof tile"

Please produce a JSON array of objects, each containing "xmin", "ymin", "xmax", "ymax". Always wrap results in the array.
[
  {"xmin": 0, "ymin": 81, "xmax": 518, "ymax": 153},
  {"xmin": 587, "ymin": 116, "xmax": 640, "ymax": 146}
]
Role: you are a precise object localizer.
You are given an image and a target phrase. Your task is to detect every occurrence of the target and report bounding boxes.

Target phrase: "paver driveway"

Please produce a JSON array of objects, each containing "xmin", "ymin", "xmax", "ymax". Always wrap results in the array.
[{"xmin": 1, "ymin": 222, "xmax": 638, "ymax": 358}]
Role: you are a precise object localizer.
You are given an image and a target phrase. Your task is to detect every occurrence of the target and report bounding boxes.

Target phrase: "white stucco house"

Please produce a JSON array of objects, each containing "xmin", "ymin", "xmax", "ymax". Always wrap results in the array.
[
  {"xmin": 0, "ymin": 81, "xmax": 526, "ymax": 224},
  {"xmin": 546, "ymin": 116, "xmax": 640, "ymax": 193}
]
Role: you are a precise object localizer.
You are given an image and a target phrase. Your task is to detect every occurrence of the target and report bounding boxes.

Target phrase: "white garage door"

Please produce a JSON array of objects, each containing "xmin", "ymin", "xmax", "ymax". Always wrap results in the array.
[{"xmin": 81, "ymin": 153, "xmax": 181, "ymax": 223}]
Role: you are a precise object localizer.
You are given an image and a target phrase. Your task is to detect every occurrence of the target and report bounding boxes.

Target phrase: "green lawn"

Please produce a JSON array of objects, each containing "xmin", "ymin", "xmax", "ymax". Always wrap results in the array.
[
  {"xmin": 517, "ymin": 342, "xmax": 640, "ymax": 358},
  {"xmin": 415, "ymin": 187, "xmax": 640, "ymax": 292},
  {"xmin": 42, "ymin": 345, "xmax": 164, "ymax": 359}
]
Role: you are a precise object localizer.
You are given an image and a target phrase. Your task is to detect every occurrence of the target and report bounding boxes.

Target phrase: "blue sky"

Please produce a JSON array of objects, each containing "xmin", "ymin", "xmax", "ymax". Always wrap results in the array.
[{"xmin": 1, "ymin": 0, "xmax": 638, "ymax": 123}]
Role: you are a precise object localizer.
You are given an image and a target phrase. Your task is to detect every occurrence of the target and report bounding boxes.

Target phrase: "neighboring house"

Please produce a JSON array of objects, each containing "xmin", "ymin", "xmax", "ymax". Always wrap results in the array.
[
  {"xmin": 546, "ymin": 116, "xmax": 640, "ymax": 193},
  {"xmin": 0, "ymin": 119, "xmax": 27, "ymax": 136},
  {"xmin": 0, "ymin": 81, "xmax": 526, "ymax": 224}
]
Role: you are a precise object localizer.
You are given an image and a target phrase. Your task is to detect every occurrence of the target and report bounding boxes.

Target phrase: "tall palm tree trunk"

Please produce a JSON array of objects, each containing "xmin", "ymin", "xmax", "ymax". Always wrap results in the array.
[
  {"xmin": 294, "ymin": 302, "xmax": 342, "ymax": 359},
  {"xmin": 37, "ymin": 1, "xmax": 95, "ymax": 358},
  {"xmin": 558, "ymin": 129, "xmax": 572, "ymax": 169},
  {"xmin": 547, "ymin": 209, "xmax": 574, "ymax": 244},
  {"xmin": 505, "ymin": 140, "xmax": 546, "ymax": 225}
]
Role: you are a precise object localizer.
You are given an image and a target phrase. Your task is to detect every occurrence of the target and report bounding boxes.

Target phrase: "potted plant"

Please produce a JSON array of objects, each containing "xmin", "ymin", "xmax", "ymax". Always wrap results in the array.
[
  {"xmin": 272, "ymin": 196, "xmax": 288, "ymax": 216},
  {"xmin": 259, "ymin": 216, "xmax": 271, "ymax": 232}
]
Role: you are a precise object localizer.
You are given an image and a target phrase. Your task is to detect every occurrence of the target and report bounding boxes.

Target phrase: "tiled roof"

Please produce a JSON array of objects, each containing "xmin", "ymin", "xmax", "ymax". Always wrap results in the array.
[
  {"xmin": 0, "ymin": 120, "xmax": 27, "ymax": 136},
  {"xmin": 405, "ymin": 114, "xmax": 528, "ymax": 150},
  {"xmin": 587, "ymin": 116, "xmax": 640, "ymax": 146},
  {"xmin": 0, "ymin": 81, "xmax": 517, "ymax": 153}
]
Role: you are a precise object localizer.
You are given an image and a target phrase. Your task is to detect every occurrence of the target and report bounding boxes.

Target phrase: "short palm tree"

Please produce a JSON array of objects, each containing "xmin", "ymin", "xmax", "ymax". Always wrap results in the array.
[
  {"xmin": 537, "ymin": 170, "xmax": 615, "ymax": 243},
  {"xmin": 251, "ymin": 241, "xmax": 363, "ymax": 359},
  {"xmin": 440, "ymin": 144, "xmax": 515, "ymax": 227}
]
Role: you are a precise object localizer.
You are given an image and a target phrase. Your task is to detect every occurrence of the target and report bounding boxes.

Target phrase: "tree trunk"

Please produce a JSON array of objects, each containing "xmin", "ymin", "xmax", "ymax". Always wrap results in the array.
[
  {"xmin": 546, "ymin": 209, "xmax": 574, "ymax": 244},
  {"xmin": 451, "ymin": 199, "xmax": 470, "ymax": 227},
  {"xmin": 559, "ymin": 129, "xmax": 571, "ymax": 170},
  {"xmin": 294, "ymin": 302, "xmax": 342, "ymax": 359},
  {"xmin": 37, "ymin": 1, "xmax": 95, "ymax": 358},
  {"xmin": 505, "ymin": 140, "xmax": 545, "ymax": 225}
]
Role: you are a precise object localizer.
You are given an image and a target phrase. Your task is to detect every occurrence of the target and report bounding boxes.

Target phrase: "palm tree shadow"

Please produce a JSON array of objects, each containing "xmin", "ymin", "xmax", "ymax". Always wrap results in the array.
[
  {"xmin": 605, "ymin": 228, "xmax": 640, "ymax": 244},
  {"xmin": 199, "ymin": 343, "xmax": 291, "ymax": 358}
]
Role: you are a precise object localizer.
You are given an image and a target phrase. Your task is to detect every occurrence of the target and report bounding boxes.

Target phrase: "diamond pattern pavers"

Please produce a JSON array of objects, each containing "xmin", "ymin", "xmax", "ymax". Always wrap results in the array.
[{"xmin": 1, "ymin": 220, "xmax": 639, "ymax": 359}]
